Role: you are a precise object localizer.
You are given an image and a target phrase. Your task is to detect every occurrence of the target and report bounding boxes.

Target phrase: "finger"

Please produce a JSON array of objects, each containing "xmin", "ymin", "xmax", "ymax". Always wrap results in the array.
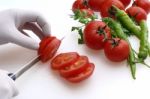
[
  {"xmin": 9, "ymin": 26, "xmax": 39, "ymax": 50},
  {"xmin": 0, "ymin": 39, "xmax": 9, "ymax": 45},
  {"xmin": 21, "ymin": 22, "xmax": 44, "ymax": 39},
  {"xmin": 16, "ymin": 10, "xmax": 51, "ymax": 36}
]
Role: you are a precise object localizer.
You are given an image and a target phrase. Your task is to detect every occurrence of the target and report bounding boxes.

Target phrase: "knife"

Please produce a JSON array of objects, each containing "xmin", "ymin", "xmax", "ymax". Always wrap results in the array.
[{"xmin": 8, "ymin": 55, "xmax": 40, "ymax": 80}]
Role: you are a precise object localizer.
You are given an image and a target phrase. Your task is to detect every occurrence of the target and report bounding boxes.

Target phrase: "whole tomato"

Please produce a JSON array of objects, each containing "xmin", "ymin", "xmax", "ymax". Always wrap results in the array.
[
  {"xmin": 88, "ymin": 0, "xmax": 106, "ymax": 11},
  {"xmin": 72, "ymin": 0, "xmax": 89, "ymax": 11},
  {"xmin": 104, "ymin": 38, "xmax": 130, "ymax": 62},
  {"xmin": 100, "ymin": 0, "xmax": 125, "ymax": 18},
  {"xmin": 133, "ymin": 0, "xmax": 150, "ymax": 14},
  {"xmin": 126, "ymin": 6, "xmax": 147, "ymax": 23},
  {"xmin": 83, "ymin": 21, "xmax": 111, "ymax": 50},
  {"xmin": 119, "ymin": 0, "xmax": 131, "ymax": 7}
]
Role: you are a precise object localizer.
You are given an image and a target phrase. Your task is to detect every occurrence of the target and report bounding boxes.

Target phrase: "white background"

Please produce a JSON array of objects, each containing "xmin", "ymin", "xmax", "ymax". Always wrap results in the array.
[{"xmin": 0, "ymin": 0, "xmax": 150, "ymax": 99}]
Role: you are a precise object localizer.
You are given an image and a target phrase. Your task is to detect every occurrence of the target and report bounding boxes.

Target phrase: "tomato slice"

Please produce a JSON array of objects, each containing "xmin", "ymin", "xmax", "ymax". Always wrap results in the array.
[
  {"xmin": 40, "ymin": 38, "xmax": 61, "ymax": 62},
  {"xmin": 51, "ymin": 52, "xmax": 80, "ymax": 70},
  {"xmin": 59, "ymin": 56, "xmax": 89, "ymax": 77},
  {"xmin": 38, "ymin": 36, "xmax": 56, "ymax": 55},
  {"xmin": 67, "ymin": 63, "xmax": 95, "ymax": 83}
]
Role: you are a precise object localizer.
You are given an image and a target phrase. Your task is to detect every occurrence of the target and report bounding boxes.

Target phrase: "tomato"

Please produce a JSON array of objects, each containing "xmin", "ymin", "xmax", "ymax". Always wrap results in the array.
[
  {"xmin": 83, "ymin": 21, "xmax": 111, "ymax": 50},
  {"xmin": 133, "ymin": 0, "xmax": 150, "ymax": 14},
  {"xmin": 100, "ymin": 0, "xmax": 125, "ymax": 18},
  {"xmin": 67, "ymin": 63, "xmax": 95, "ymax": 83},
  {"xmin": 80, "ymin": 9, "xmax": 94, "ymax": 18},
  {"xmin": 51, "ymin": 52, "xmax": 80, "ymax": 70},
  {"xmin": 59, "ymin": 56, "xmax": 89, "ymax": 77},
  {"xmin": 88, "ymin": 0, "xmax": 106, "ymax": 11},
  {"xmin": 72, "ymin": 0, "xmax": 89, "ymax": 11},
  {"xmin": 119, "ymin": 0, "xmax": 131, "ymax": 7},
  {"xmin": 38, "ymin": 36, "xmax": 56, "ymax": 54},
  {"xmin": 104, "ymin": 38, "xmax": 130, "ymax": 62},
  {"xmin": 126, "ymin": 6, "xmax": 147, "ymax": 23},
  {"xmin": 40, "ymin": 37, "xmax": 61, "ymax": 62}
]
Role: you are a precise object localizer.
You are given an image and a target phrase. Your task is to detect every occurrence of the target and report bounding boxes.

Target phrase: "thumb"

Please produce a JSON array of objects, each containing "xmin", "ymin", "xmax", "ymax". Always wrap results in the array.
[
  {"xmin": 9, "ymin": 27, "xmax": 39, "ymax": 50},
  {"xmin": 0, "ymin": 69, "xmax": 19, "ymax": 97}
]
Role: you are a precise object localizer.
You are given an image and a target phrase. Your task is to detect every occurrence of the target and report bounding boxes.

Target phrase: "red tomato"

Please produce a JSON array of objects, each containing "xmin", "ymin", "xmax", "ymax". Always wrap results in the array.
[
  {"xmin": 59, "ymin": 56, "xmax": 89, "ymax": 77},
  {"xmin": 119, "ymin": 0, "xmax": 131, "ymax": 7},
  {"xmin": 51, "ymin": 52, "xmax": 80, "ymax": 70},
  {"xmin": 40, "ymin": 37, "xmax": 61, "ymax": 62},
  {"xmin": 100, "ymin": 0, "xmax": 125, "ymax": 18},
  {"xmin": 133, "ymin": 0, "xmax": 150, "ymax": 14},
  {"xmin": 88, "ymin": 0, "xmax": 106, "ymax": 11},
  {"xmin": 80, "ymin": 9, "xmax": 94, "ymax": 18},
  {"xmin": 67, "ymin": 63, "xmax": 95, "ymax": 83},
  {"xmin": 38, "ymin": 36, "xmax": 56, "ymax": 54},
  {"xmin": 83, "ymin": 21, "xmax": 111, "ymax": 50},
  {"xmin": 72, "ymin": 0, "xmax": 89, "ymax": 11},
  {"xmin": 126, "ymin": 6, "xmax": 147, "ymax": 23},
  {"xmin": 104, "ymin": 38, "xmax": 130, "ymax": 62}
]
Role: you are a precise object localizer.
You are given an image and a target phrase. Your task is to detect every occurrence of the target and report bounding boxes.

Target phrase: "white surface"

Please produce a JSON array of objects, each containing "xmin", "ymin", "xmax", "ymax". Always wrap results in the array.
[{"xmin": 0, "ymin": 0, "xmax": 150, "ymax": 99}]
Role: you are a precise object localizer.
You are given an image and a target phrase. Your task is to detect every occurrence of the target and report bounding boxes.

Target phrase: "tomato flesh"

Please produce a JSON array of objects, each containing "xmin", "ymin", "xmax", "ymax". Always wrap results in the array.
[
  {"xmin": 59, "ymin": 56, "xmax": 89, "ymax": 77},
  {"xmin": 51, "ymin": 52, "xmax": 80, "ymax": 70},
  {"xmin": 67, "ymin": 63, "xmax": 95, "ymax": 83},
  {"xmin": 38, "ymin": 36, "xmax": 56, "ymax": 54}
]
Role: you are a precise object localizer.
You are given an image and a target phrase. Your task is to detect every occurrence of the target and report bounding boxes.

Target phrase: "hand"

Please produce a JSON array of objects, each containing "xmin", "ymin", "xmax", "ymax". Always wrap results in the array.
[
  {"xmin": 0, "ymin": 70, "xmax": 18, "ymax": 99},
  {"xmin": 0, "ymin": 9, "xmax": 51, "ymax": 50}
]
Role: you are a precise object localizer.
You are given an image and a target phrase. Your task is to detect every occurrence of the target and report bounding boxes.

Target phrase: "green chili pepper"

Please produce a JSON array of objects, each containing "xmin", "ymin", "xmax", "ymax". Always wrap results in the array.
[
  {"xmin": 138, "ymin": 20, "xmax": 148, "ymax": 60},
  {"xmin": 102, "ymin": 17, "xmax": 136, "ymax": 79},
  {"xmin": 110, "ymin": 6, "xmax": 141, "ymax": 38}
]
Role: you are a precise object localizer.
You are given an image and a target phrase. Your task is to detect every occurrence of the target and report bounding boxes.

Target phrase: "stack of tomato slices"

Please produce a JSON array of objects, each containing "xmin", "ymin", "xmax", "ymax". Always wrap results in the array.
[
  {"xmin": 38, "ymin": 36, "xmax": 61, "ymax": 62},
  {"xmin": 51, "ymin": 52, "xmax": 95, "ymax": 83}
]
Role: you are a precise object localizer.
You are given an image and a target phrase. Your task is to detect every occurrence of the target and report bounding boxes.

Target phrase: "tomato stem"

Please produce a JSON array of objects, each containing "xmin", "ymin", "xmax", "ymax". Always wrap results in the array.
[{"xmin": 97, "ymin": 25, "xmax": 108, "ymax": 41}]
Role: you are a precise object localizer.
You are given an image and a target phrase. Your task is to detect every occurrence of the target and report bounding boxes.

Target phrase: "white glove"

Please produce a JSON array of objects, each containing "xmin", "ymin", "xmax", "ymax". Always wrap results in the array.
[
  {"xmin": 0, "ymin": 70, "xmax": 18, "ymax": 99},
  {"xmin": 0, "ymin": 9, "xmax": 51, "ymax": 50}
]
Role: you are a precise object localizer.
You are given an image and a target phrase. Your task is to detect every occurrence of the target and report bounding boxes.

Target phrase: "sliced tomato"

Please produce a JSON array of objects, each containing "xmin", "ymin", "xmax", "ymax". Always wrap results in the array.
[
  {"xmin": 67, "ymin": 63, "xmax": 95, "ymax": 83},
  {"xmin": 38, "ymin": 36, "xmax": 56, "ymax": 54},
  {"xmin": 51, "ymin": 52, "xmax": 80, "ymax": 70},
  {"xmin": 59, "ymin": 56, "xmax": 89, "ymax": 77},
  {"xmin": 40, "ymin": 38, "xmax": 61, "ymax": 62}
]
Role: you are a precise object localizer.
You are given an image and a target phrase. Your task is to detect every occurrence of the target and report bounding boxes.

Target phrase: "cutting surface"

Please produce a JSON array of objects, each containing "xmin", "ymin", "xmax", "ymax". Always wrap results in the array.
[{"xmin": 0, "ymin": 0, "xmax": 150, "ymax": 99}]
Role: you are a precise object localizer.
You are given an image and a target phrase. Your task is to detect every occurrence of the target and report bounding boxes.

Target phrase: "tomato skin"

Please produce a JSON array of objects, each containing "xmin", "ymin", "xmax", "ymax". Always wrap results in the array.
[
  {"xmin": 84, "ymin": 21, "xmax": 111, "ymax": 50},
  {"xmin": 100, "ymin": 0, "xmax": 125, "ymax": 18},
  {"xmin": 119, "ymin": 0, "xmax": 131, "ymax": 7},
  {"xmin": 80, "ymin": 9, "xmax": 94, "ymax": 18},
  {"xmin": 51, "ymin": 52, "xmax": 80, "ymax": 70},
  {"xmin": 72, "ymin": 0, "xmax": 89, "ymax": 11},
  {"xmin": 88, "ymin": 0, "xmax": 106, "ymax": 11},
  {"xmin": 134, "ymin": 0, "xmax": 150, "ymax": 14},
  {"xmin": 40, "ymin": 38, "xmax": 61, "ymax": 62},
  {"xmin": 67, "ymin": 63, "xmax": 95, "ymax": 83},
  {"xmin": 104, "ymin": 38, "xmax": 130, "ymax": 62},
  {"xmin": 59, "ymin": 56, "xmax": 89, "ymax": 78},
  {"xmin": 38, "ymin": 36, "xmax": 56, "ymax": 55},
  {"xmin": 126, "ymin": 6, "xmax": 147, "ymax": 23}
]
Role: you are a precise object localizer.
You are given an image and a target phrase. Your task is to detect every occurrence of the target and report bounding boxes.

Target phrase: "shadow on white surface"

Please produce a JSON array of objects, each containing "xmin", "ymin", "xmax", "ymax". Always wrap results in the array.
[{"xmin": 0, "ymin": 43, "xmax": 37, "ymax": 72}]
